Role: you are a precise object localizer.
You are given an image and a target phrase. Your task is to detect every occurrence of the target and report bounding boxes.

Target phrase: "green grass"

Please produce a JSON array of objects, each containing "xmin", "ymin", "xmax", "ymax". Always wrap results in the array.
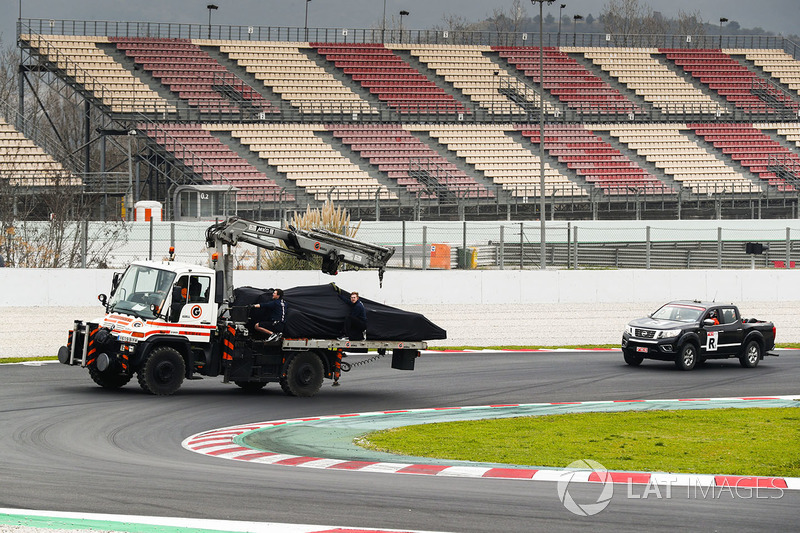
[
  {"xmin": 0, "ymin": 356, "xmax": 58, "ymax": 364},
  {"xmin": 361, "ymin": 407, "xmax": 800, "ymax": 477}
]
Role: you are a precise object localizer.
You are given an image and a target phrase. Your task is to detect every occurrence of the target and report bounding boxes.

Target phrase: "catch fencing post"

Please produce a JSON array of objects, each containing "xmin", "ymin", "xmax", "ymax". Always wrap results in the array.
[
  {"xmin": 462, "ymin": 221, "xmax": 467, "ymax": 270},
  {"xmin": 401, "ymin": 220, "xmax": 406, "ymax": 268},
  {"xmin": 499, "ymin": 225, "xmax": 504, "ymax": 270},
  {"xmin": 81, "ymin": 220, "xmax": 88, "ymax": 268},
  {"xmin": 148, "ymin": 217, "xmax": 154, "ymax": 260},
  {"xmin": 422, "ymin": 226, "xmax": 427, "ymax": 271},
  {"xmin": 573, "ymin": 225, "xmax": 578, "ymax": 269},
  {"xmin": 787, "ymin": 227, "xmax": 791, "ymax": 269},
  {"xmin": 567, "ymin": 222, "xmax": 571, "ymax": 269}
]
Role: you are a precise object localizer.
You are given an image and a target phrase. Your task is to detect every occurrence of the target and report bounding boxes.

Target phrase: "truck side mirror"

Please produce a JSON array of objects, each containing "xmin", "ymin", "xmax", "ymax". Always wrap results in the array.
[
  {"xmin": 98, "ymin": 293, "xmax": 107, "ymax": 306},
  {"xmin": 703, "ymin": 318, "xmax": 716, "ymax": 326}
]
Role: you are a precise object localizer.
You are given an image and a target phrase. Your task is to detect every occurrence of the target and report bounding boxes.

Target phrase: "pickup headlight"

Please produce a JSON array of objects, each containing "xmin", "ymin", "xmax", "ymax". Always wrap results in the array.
[
  {"xmin": 624, "ymin": 325, "xmax": 634, "ymax": 336},
  {"xmin": 656, "ymin": 329, "xmax": 681, "ymax": 339}
]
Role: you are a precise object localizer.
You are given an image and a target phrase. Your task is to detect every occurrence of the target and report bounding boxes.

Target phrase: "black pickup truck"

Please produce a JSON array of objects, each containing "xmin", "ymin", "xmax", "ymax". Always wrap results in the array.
[{"xmin": 621, "ymin": 300, "xmax": 777, "ymax": 370}]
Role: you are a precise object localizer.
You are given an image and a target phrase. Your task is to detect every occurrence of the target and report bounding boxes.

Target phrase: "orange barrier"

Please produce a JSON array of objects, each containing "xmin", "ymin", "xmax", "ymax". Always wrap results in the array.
[{"xmin": 429, "ymin": 243, "xmax": 451, "ymax": 269}]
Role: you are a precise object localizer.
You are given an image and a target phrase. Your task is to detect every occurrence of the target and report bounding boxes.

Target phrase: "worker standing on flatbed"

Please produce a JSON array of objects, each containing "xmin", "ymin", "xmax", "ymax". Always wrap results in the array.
[{"xmin": 338, "ymin": 291, "xmax": 367, "ymax": 341}]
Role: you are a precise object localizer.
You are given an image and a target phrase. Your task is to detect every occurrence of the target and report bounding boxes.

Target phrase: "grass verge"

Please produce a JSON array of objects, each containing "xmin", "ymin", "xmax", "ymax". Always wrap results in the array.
[{"xmin": 361, "ymin": 407, "xmax": 800, "ymax": 477}]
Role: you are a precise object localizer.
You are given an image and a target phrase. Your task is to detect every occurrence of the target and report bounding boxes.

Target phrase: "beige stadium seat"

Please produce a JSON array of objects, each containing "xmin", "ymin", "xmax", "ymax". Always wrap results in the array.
[
  {"xmin": 413, "ymin": 124, "xmax": 583, "ymax": 198},
  {"xmin": 216, "ymin": 40, "xmax": 375, "ymax": 114},
  {"xmin": 578, "ymin": 47, "xmax": 727, "ymax": 116},
  {"xmin": 221, "ymin": 124, "xmax": 395, "ymax": 199},
  {"xmin": 592, "ymin": 123, "xmax": 755, "ymax": 195},
  {"xmin": 22, "ymin": 34, "xmax": 176, "ymax": 115}
]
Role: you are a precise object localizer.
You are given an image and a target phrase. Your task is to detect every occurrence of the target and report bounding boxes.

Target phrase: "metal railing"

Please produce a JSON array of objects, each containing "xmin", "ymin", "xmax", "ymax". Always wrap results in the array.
[{"xmin": 19, "ymin": 19, "xmax": 799, "ymax": 57}]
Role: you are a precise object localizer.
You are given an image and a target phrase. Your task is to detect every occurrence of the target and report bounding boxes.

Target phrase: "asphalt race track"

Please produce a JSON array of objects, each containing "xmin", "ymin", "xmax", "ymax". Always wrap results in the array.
[{"xmin": 2, "ymin": 350, "xmax": 799, "ymax": 533}]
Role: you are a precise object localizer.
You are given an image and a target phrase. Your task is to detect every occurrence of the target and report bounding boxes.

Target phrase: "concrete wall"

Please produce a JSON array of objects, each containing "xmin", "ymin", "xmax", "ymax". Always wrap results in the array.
[
  {"xmin": 1, "ymin": 268, "xmax": 797, "ymax": 357},
  {"xmin": 1, "ymin": 267, "xmax": 798, "ymax": 307}
]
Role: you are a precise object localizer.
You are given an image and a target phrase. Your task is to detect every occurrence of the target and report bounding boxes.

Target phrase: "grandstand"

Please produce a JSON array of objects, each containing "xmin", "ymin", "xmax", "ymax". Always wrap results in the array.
[{"xmin": 7, "ymin": 19, "xmax": 800, "ymax": 221}]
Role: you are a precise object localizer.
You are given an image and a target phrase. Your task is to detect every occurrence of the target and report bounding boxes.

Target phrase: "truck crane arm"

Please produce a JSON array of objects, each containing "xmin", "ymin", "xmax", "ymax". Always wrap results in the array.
[{"xmin": 205, "ymin": 217, "xmax": 395, "ymax": 300}]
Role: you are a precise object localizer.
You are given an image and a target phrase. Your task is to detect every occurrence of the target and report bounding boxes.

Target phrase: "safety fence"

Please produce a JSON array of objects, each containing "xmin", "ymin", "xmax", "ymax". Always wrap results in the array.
[{"xmin": 4, "ymin": 219, "xmax": 798, "ymax": 271}]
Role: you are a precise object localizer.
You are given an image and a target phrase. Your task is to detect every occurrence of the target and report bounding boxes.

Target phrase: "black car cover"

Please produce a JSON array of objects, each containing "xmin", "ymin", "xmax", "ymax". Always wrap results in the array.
[{"xmin": 233, "ymin": 283, "xmax": 446, "ymax": 341}]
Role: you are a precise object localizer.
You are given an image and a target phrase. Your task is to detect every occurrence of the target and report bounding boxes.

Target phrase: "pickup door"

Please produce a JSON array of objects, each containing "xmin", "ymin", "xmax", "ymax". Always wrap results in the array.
[{"xmin": 703, "ymin": 306, "xmax": 742, "ymax": 356}]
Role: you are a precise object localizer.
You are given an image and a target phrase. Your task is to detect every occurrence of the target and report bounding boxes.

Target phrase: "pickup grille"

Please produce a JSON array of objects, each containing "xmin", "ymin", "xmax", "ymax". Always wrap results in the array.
[{"xmin": 634, "ymin": 328, "xmax": 656, "ymax": 339}]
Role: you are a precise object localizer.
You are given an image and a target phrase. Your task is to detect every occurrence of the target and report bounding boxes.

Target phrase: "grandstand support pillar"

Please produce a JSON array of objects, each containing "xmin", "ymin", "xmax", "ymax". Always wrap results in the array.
[
  {"xmin": 127, "ymin": 134, "xmax": 134, "ymax": 222},
  {"xmin": 17, "ymin": 62, "xmax": 24, "ymax": 119},
  {"xmin": 83, "ymin": 101, "xmax": 91, "ymax": 179},
  {"xmin": 374, "ymin": 189, "xmax": 381, "ymax": 221},
  {"xmin": 531, "ymin": 0, "xmax": 550, "ymax": 271}
]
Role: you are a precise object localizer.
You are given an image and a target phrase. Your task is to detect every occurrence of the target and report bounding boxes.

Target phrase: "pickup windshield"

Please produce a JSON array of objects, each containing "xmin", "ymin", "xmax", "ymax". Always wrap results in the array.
[
  {"xmin": 108, "ymin": 265, "xmax": 176, "ymax": 319},
  {"xmin": 651, "ymin": 304, "xmax": 704, "ymax": 322}
]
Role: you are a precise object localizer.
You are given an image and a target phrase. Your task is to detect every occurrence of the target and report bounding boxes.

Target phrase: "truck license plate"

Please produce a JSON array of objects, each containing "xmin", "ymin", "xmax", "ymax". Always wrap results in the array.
[{"xmin": 636, "ymin": 347, "xmax": 648, "ymax": 353}]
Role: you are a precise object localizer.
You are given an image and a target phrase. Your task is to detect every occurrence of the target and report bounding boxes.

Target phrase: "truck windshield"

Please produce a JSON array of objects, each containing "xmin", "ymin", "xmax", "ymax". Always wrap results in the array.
[
  {"xmin": 651, "ymin": 304, "xmax": 704, "ymax": 322},
  {"xmin": 108, "ymin": 265, "xmax": 176, "ymax": 319}
]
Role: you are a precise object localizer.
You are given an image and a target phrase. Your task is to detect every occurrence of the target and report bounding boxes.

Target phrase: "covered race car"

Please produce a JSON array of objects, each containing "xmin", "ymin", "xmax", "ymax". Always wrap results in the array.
[{"xmin": 233, "ymin": 283, "xmax": 447, "ymax": 341}]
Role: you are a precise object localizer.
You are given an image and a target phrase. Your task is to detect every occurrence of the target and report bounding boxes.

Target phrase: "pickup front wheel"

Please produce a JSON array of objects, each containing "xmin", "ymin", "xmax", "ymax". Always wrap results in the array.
[
  {"xmin": 675, "ymin": 343, "xmax": 697, "ymax": 371},
  {"xmin": 739, "ymin": 340, "xmax": 761, "ymax": 368},
  {"xmin": 623, "ymin": 349, "xmax": 644, "ymax": 366}
]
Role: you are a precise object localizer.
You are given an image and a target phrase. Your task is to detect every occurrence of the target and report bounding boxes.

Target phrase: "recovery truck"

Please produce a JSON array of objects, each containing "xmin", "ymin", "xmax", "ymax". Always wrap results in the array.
[{"xmin": 57, "ymin": 217, "xmax": 428, "ymax": 396}]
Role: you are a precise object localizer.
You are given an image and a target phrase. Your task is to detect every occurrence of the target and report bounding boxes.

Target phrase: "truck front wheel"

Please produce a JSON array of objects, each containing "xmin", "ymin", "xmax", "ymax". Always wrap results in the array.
[
  {"xmin": 137, "ymin": 346, "xmax": 186, "ymax": 395},
  {"xmin": 739, "ymin": 340, "xmax": 761, "ymax": 368},
  {"xmin": 675, "ymin": 343, "xmax": 698, "ymax": 371},
  {"xmin": 280, "ymin": 352, "xmax": 324, "ymax": 397},
  {"xmin": 89, "ymin": 366, "xmax": 132, "ymax": 389}
]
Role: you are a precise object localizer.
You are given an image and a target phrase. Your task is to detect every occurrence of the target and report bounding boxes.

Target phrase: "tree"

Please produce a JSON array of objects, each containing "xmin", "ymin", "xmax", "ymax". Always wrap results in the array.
[
  {"xmin": 491, "ymin": 0, "xmax": 528, "ymax": 34},
  {"xmin": 674, "ymin": 10, "xmax": 705, "ymax": 38},
  {"xmin": 601, "ymin": 0, "xmax": 669, "ymax": 45}
]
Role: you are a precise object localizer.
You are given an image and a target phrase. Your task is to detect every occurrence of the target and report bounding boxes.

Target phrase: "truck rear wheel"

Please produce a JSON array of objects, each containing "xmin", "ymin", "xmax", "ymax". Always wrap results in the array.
[
  {"xmin": 137, "ymin": 346, "xmax": 186, "ymax": 395},
  {"xmin": 739, "ymin": 340, "xmax": 761, "ymax": 368},
  {"xmin": 88, "ymin": 366, "xmax": 132, "ymax": 389},
  {"xmin": 675, "ymin": 343, "xmax": 697, "ymax": 371},
  {"xmin": 280, "ymin": 352, "xmax": 324, "ymax": 397}
]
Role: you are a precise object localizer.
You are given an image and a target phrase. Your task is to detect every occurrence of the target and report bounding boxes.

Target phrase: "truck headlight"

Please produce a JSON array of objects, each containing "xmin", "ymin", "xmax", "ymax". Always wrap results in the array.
[
  {"xmin": 624, "ymin": 325, "xmax": 634, "ymax": 336},
  {"xmin": 656, "ymin": 329, "xmax": 681, "ymax": 339}
]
